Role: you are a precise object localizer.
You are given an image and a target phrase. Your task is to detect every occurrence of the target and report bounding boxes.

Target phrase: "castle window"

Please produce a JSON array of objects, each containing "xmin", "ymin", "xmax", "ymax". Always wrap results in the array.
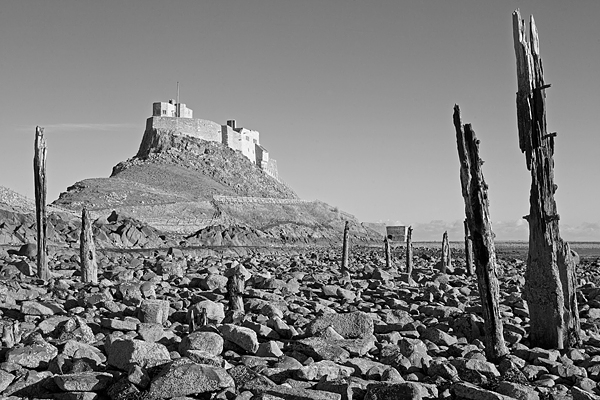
[
  {"xmin": 162, "ymin": 110, "xmax": 166, "ymax": 115},
  {"xmin": 253, "ymin": 139, "xmax": 257, "ymax": 144},
  {"xmin": 245, "ymin": 137, "xmax": 249, "ymax": 141}
]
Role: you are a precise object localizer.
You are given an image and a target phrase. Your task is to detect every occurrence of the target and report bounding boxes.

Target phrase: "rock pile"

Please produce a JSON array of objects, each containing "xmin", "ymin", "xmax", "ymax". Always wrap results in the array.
[{"xmin": 0, "ymin": 247, "xmax": 599, "ymax": 399}]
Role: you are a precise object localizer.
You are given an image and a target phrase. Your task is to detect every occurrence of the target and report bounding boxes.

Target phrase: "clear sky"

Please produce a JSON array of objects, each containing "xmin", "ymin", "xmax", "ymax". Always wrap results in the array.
[{"xmin": 1, "ymin": 0, "xmax": 599, "ymax": 241}]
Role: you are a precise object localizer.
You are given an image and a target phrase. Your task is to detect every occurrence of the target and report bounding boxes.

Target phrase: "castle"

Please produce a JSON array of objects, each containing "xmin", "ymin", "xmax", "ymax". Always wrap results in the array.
[{"xmin": 148, "ymin": 100, "xmax": 279, "ymax": 181}]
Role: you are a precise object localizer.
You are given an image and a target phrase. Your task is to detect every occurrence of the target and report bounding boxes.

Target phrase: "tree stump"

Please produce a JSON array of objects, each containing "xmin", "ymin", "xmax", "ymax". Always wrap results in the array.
[
  {"xmin": 454, "ymin": 104, "xmax": 509, "ymax": 361},
  {"xmin": 34, "ymin": 126, "xmax": 49, "ymax": 281},
  {"xmin": 513, "ymin": 10, "xmax": 580, "ymax": 349},
  {"xmin": 80, "ymin": 207, "xmax": 98, "ymax": 284}
]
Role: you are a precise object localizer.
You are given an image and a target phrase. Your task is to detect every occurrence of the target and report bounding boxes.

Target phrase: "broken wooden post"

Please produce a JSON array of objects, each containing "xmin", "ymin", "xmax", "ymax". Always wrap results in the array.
[
  {"xmin": 384, "ymin": 237, "xmax": 392, "ymax": 269},
  {"xmin": 406, "ymin": 226, "xmax": 413, "ymax": 277},
  {"xmin": 341, "ymin": 221, "xmax": 350, "ymax": 273},
  {"xmin": 441, "ymin": 231, "xmax": 451, "ymax": 273},
  {"xmin": 454, "ymin": 104, "xmax": 509, "ymax": 360},
  {"xmin": 34, "ymin": 126, "xmax": 49, "ymax": 281},
  {"xmin": 464, "ymin": 219, "xmax": 474, "ymax": 276},
  {"xmin": 227, "ymin": 273, "xmax": 245, "ymax": 314},
  {"xmin": 513, "ymin": 9, "xmax": 580, "ymax": 349},
  {"xmin": 80, "ymin": 207, "xmax": 98, "ymax": 284}
]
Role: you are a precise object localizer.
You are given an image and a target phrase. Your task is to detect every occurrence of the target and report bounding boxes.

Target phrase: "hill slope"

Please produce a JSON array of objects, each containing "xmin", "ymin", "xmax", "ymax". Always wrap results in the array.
[{"xmin": 52, "ymin": 125, "xmax": 381, "ymax": 246}]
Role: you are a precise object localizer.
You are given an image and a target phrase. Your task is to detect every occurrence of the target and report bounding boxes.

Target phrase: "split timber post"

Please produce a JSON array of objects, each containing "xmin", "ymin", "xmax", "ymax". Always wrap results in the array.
[
  {"xmin": 384, "ymin": 237, "xmax": 392, "ymax": 270},
  {"xmin": 341, "ymin": 221, "xmax": 350, "ymax": 273},
  {"xmin": 512, "ymin": 10, "xmax": 580, "ymax": 349},
  {"xmin": 441, "ymin": 231, "xmax": 451, "ymax": 273},
  {"xmin": 464, "ymin": 219, "xmax": 474, "ymax": 276},
  {"xmin": 34, "ymin": 126, "xmax": 49, "ymax": 281},
  {"xmin": 406, "ymin": 226, "xmax": 413, "ymax": 277},
  {"xmin": 80, "ymin": 207, "xmax": 98, "ymax": 284},
  {"xmin": 454, "ymin": 105, "xmax": 509, "ymax": 360}
]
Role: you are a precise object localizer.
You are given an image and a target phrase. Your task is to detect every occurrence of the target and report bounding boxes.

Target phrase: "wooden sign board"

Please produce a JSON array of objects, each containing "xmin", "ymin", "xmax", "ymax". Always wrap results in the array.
[{"xmin": 386, "ymin": 226, "xmax": 407, "ymax": 242}]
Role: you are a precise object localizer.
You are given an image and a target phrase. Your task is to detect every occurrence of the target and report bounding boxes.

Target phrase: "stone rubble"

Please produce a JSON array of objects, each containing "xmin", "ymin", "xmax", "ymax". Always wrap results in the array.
[{"xmin": 0, "ymin": 245, "xmax": 599, "ymax": 399}]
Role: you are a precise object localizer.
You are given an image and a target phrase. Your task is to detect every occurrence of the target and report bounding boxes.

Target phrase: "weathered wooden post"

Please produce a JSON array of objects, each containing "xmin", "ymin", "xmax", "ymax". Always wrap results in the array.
[
  {"xmin": 513, "ymin": 10, "xmax": 580, "ymax": 349},
  {"xmin": 454, "ymin": 104, "xmax": 509, "ymax": 360},
  {"xmin": 227, "ymin": 272, "xmax": 245, "ymax": 316},
  {"xmin": 464, "ymin": 219, "xmax": 474, "ymax": 276},
  {"xmin": 80, "ymin": 207, "xmax": 98, "ymax": 284},
  {"xmin": 441, "ymin": 231, "xmax": 451, "ymax": 273},
  {"xmin": 34, "ymin": 126, "xmax": 49, "ymax": 281},
  {"xmin": 384, "ymin": 237, "xmax": 392, "ymax": 270},
  {"xmin": 406, "ymin": 226, "xmax": 413, "ymax": 277},
  {"xmin": 341, "ymin": 221, "xmax": 350, "ymax": 273}
]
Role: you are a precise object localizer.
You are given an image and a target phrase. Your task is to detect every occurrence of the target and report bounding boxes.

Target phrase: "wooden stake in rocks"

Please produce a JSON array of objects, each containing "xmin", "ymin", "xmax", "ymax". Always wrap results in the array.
[
  {"xmin": 464, "ymin": 219, "xmax": 474, "ymax": 276},
  {"xmin": 441, "ymin": 231, "xmax": 451, "ymax": 273},
  {"xmin": 454, "ymin": 104, "xmax": 508, "ymax": 360},
  {"xmin": 80, "ymin": 207, "xmax": 98, "ymax": 284},
  {"xmin": 34, "ymin": 126, "xmax": 49, "ymax": 281},
  {"xmin": 406, "ymin": 226, "xmax": 413, "ymax": 277},
  {"xmin": 341, "ymin": 221, "xmax": 350, "ymax": 274},
  {"xmin": 384, "ymin": 237, "xmax": 392, "ymax": 270},
  {"xmin": 227, "ymin": 273, "xmax": 245, "ymax": 316},
  {"xmin": 512, "ymin": 9, "xmax": 580, "ymax": 349}
]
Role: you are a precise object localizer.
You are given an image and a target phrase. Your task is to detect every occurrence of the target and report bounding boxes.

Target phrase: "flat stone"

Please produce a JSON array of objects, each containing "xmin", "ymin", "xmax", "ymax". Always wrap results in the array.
[
  {"xmin": 293, "ymin": 337, "xmax": 350, "ymax": 363},
  {"xmin": 452, "ymin": 381, "xmax": 514, "ymax": 400},
  {"xmin": 147, "ymin": 360, "xmax": 234, "ymax": 398},
  {"xmin": 5, "ymin": 338, "xmax": 58, "ymax": 369},
  {"xmin": 0, "ymin": 370, "xmax": 15, "ymax": 392},
  {"xmin": 187, "ymin": 300, "xmax": 225, "ymax": 325},
  {"xmin": 297, "ymin": 360, "xmax": 354, "ymax": 381},
  {"xmin": 101, "ymin": 318, "xmax": 138, "ymax": 331},
  {"xmin": 495, "ymin": 381, "xmax": 540, "ymax": 400},
  {"xmin": 106, "ymin": 337, "xmax": 171, "ymax": 370},
  {"xmin": 219, "ymin": 324, "xmax": 259, "ymax": 354},
  {"xmin": 179, "ymin": 331, "xmax": 224, "ymax": 356},
  {"xmin": 54, "ymin": 372, "xmax": 114, "ymax": 391},
  {"xmin": 420, "ymin": 327, "xmax": 458, "ymax": 346},
  {"xmin": 307, "ymin": 311, "xmax": 374, "ymax": 339},
  {"xmin": 263, "ymin": 385, "xmax": 342, "ymax": 400},
  {"xmin": 364, "ymin": 382, "xmax": 422, "ymax": 400},
  {"xmin": 139, "ymin": 299, "xmax": 170, "ymax": 324}
]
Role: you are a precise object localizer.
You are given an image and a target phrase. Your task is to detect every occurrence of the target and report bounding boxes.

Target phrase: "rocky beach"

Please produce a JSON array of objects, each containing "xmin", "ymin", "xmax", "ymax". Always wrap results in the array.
[{"xmin": 1, "ymin": 241, "xmax": 600, "ymax": 399}]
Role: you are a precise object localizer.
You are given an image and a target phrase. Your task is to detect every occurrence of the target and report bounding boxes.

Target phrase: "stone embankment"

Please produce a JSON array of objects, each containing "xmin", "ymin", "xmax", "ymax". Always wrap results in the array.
[{"xmin": 0, "ymin": 246, "xmax": 600, "ymax": 399}]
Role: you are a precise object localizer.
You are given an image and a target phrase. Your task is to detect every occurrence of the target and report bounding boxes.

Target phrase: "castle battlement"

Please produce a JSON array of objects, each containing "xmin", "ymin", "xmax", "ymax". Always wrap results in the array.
[{"xmin": 147, "ymin": 102, "xmax": 279, "ymax": 181}]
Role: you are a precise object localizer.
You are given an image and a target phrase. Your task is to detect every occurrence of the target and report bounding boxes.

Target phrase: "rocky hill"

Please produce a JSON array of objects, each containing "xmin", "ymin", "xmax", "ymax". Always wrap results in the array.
[{"xmin": 50, "ymin": 124, "xmax": 381, "ymax": 247}]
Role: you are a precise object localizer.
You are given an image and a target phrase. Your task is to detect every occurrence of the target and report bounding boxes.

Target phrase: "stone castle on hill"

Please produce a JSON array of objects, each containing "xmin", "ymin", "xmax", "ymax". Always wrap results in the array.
[{"xmin": 148, "ymin": 100, "xmax": 279, "ymax": 181}]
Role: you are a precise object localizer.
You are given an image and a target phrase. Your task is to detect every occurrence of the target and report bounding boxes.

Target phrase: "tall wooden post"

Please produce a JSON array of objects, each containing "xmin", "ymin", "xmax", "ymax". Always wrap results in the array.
[
  {"xmin": 441, "ymin": 231, "xmax": 451, "ymax": 273},
  {"xmin": 464, "ymin": 219, "xmax": 474, "ymax": 276},
  {"xmin": 34, "ymin": 127, "xmax": 49, "ymax": 281},
  {"xmin": 341, "ymin": 221, "xmax": 350, "ymax": 273},
  {"xmin": 80, "ymin": 207, "xmax": 98, "ymax": 284},
  {"xmin": 405, "ymin": 226, "xmax": 413, "ymax": 277},
  {"xmin": 454, "ymin": 105, "xmax": 508, "ymax": 360},
  {"xmin": 513, "ymin": 10, "xmax": 580, "ymax": 349},
  {"xmin": 384, "ymin": 237, "xmax": 392, "ymax": 270}
]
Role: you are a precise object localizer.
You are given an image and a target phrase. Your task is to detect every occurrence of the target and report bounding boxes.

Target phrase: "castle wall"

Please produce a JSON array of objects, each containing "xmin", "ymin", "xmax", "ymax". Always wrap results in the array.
[
  {"xmin": 147, "ymin": 114, "xmax": 279, "ymax": 181},
  {"xmin": 239, "ymin": 128, "xmax": 260, "ymax": 164},
  {"xmin": 221, "ymin": 125, "xmax": 242, "ymax": 152},
  {"xmin": 148, "ymin": 117, "xmax": 222, "ymax": 143}
]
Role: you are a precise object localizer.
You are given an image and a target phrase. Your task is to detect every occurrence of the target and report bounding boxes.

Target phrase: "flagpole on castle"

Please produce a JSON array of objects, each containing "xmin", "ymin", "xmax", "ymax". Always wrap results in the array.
[{"xmin": 176, "ymin": 81, "xmax": 180, "ymax": 118}]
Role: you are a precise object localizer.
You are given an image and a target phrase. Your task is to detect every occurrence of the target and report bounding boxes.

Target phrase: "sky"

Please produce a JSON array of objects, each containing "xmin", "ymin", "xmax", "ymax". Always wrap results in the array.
[{"xmin": 1, "ymin": 0, "xmax": 599, "ymax": 241}]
